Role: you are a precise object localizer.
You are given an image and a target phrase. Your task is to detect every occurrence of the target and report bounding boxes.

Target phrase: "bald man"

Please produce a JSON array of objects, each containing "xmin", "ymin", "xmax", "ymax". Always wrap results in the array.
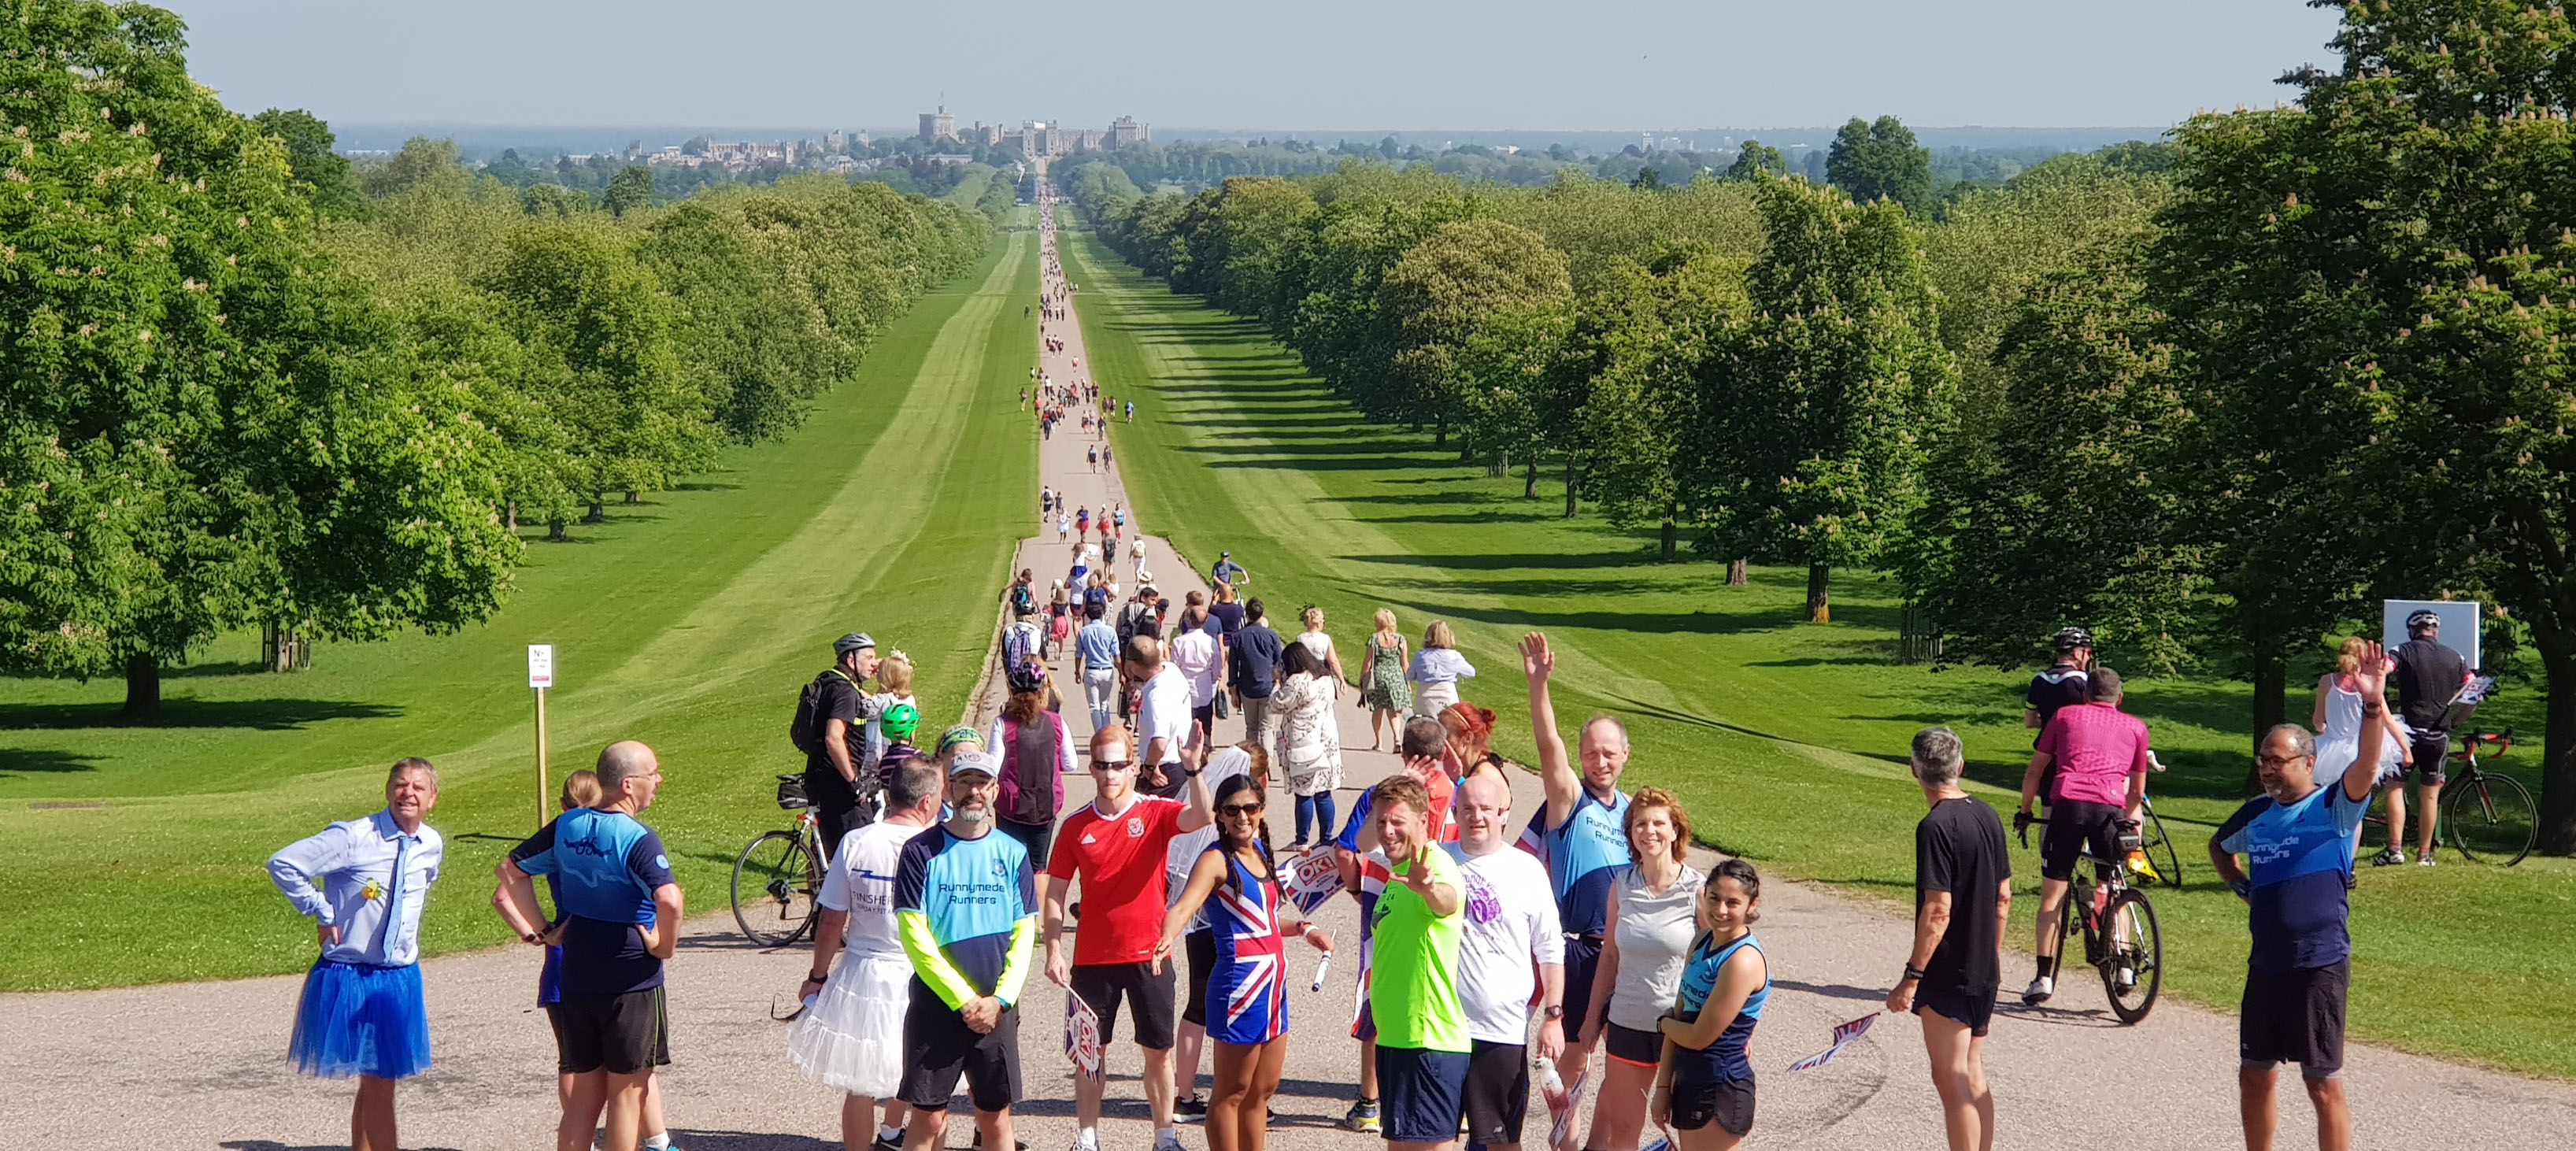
[
  {"xmin": 495, "ymin": 741, "xmax": 685, "ymax": 1151},
  {"xmin": 1445, "ymin": 773, "xmax": 1564, "ymax": 1151}
]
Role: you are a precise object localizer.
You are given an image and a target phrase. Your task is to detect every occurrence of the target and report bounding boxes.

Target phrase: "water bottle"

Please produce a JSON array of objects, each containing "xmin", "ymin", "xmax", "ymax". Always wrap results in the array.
[{"xmin": 1538, "ymin": 1058, "xmax": 1567, "ymax": 1112}]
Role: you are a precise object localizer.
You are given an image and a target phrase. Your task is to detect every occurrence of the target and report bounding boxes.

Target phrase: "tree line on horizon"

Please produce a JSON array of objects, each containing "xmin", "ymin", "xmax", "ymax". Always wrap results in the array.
[
  {"xmin": 0, "ymin": 0, "xmax": 988, "ymax": 716},
  {"xmin": 1071, "ymin": 0, "xmax": 2576, "ymax": 853}
]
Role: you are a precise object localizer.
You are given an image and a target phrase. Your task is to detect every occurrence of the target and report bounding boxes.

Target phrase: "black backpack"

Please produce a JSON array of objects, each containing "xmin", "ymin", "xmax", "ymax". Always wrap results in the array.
[
  {"xmin": 789, "ymin": 669, "xmax": 850, "ymax": 755},
  {"xmin": 1011, "ymin": 582, "xmax": 1036, "ymax": 616}
]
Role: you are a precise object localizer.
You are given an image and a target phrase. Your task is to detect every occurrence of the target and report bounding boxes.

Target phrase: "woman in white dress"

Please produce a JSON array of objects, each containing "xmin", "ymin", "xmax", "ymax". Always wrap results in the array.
[
  {"xmin": 2312, "ymin": 635, "xmax": 2409, "ymax": 789},
  {"xmin": 1270, "ymin": 642, "xmax": 1344, "ymax": 848},
  {"xmin": 1294, "ymin": 605, "xmax": 1349, "ymax": 699}
]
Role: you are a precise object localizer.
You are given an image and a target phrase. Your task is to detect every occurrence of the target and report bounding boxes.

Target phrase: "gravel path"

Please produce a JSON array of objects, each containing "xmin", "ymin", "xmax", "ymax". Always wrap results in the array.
[{"xmin": 6, "ymin": 199, "xmax": 2572, "ymax": 1151}]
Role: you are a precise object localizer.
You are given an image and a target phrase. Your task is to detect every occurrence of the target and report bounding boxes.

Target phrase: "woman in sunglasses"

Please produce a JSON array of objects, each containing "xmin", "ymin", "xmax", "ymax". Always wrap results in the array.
[{"xmin": 1156, "ymin": 774, "xmax": 1334, "ymax": 1151}]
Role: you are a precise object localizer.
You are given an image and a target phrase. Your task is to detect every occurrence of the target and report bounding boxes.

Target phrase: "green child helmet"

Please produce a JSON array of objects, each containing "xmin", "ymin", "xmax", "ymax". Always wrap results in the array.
[{"xmin": 881, "ymin": 701, "xmax": 920, "ymax": 741}]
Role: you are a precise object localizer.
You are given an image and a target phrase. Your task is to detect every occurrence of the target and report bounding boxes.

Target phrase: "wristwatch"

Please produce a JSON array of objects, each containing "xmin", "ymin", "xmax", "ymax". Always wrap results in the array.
[
  {"xmin": 522, "ymin": 930, "xmax": 542, "ymax": 945},
  {"xmin": 1902, "ymin": 964, "xmax": 1928, "ymax": 982},
  {"xmin": 805, "ymin": 972, "xmax": 828, "ymax": 983},
  {"xmin": 1542, "ymin": 1005, "xmax": 1565, "ymax": 1020}
]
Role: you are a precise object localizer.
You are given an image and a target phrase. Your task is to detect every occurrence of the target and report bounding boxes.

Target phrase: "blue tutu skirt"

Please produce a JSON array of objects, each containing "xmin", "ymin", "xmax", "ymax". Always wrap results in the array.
[{"xmin": 288, "ymin": 959, "xmax": 431, "ymax": 1079}]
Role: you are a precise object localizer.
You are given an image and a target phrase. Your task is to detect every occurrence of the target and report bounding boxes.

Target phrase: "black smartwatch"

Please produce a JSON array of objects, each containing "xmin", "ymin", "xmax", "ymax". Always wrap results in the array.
[
  {"xmin": 1542, "ymin": 1005, "xmax": 1565, "ymax": 1020},
  {"xmin": 1902, "ymin": 964, "xmax": 1928, "ymax": 982}
]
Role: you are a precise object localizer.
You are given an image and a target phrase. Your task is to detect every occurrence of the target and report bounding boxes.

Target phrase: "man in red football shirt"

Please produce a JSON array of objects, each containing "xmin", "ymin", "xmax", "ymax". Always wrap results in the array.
[{"xmin": 1045, "ymin": 725, "xmax": 1215, "ymax": 1151}]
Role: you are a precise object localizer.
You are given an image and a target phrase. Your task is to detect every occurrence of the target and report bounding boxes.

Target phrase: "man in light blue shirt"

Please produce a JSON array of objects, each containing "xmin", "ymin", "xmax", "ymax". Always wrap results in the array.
[
  {"xmin": 1078, "ymin": 601, "xmax": 1121, "ymax": 731},
  {"xmin": 266, "ymin": 757, "xmax": 444, "ymax": 1151}
]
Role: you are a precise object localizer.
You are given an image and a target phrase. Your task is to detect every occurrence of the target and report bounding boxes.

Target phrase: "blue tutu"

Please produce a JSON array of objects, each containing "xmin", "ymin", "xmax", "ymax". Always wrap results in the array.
[{"xmin": 288, "ymin": 959, "xmax": 431, "ymax": 1079}]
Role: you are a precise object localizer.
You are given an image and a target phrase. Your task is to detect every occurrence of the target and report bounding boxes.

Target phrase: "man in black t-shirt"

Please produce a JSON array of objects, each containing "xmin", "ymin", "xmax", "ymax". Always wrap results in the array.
[
  {"xmin": 2379, "ymin": 610, "xmax": 2471, "ymax": 866},
  {"xmin": 1888, "ymin": 725, "xmax": 2010, "ymax": 1151},
  {"xmin": 802, "ymin": 632, "xmax": 882, "ymax": 859}
]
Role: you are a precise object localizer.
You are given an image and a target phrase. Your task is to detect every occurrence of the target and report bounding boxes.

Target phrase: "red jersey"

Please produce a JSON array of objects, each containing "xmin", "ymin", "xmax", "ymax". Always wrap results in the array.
[{"xmin": 1047, "ymin": 795, "xmax": 1187, "ymax": 965}]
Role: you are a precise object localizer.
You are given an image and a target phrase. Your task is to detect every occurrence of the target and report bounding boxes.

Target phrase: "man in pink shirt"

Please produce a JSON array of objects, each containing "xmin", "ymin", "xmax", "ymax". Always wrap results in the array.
[{"xmin": 2014, "ymin": 665, "xmax": 2149, "ymax": 1005}]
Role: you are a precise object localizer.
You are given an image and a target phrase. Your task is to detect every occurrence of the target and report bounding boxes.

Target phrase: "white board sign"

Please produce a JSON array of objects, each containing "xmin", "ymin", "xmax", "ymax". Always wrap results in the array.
[
  {"xmin": 527, "ymin": 644, "xmax": 555, "ymax": 689},
  {"xmin": 2380, "ymin": 601, "xmax": 2480, "ymax": 671}
]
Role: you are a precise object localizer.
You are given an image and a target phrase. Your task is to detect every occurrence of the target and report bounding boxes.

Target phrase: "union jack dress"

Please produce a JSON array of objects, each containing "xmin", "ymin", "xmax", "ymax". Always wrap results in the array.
[{"xmin": 1202, "ymin": 846, "xmax": 1290, "ymax": 1045}]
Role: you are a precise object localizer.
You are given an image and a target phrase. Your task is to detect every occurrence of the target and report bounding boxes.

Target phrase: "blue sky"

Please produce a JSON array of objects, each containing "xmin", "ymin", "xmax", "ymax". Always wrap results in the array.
[{"xmin": 172, "ymin": 0, "xmax": 2345, "ymax": 131}]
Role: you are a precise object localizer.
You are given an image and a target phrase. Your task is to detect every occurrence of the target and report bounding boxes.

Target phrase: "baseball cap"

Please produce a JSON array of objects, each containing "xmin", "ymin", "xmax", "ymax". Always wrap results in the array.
[
  {"xmin": 949, "ymin": 749, "xmax": 1000, "ymax": 779},
  {"xmin": 833, "ymin": 631, "xmax": 876, "ymax": 656},
  {"xmin": 937, "ymin": 725, "xmax": 982, "ymax": 755}
]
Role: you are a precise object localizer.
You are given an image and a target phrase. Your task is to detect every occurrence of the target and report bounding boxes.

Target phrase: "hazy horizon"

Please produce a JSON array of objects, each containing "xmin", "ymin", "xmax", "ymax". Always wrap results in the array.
[{"xmin": 170, "ymin": 0, "xmax": 2341, "ymax": 133}]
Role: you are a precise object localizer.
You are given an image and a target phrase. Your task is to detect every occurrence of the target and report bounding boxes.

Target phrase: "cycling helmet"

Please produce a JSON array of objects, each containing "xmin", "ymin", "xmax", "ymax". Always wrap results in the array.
[
  {"xmin": 2052, "ymin": 626, "xmax": 2094, "ymax": 653},
  {"xmin": 1006, "ymin": 663, "xmax": 1047, "ymax": 694},
  {"xmin": 832, "ymin": 631, "xmax": 876, "ymax": 657},
  {"xmin": 2406, "ymin": 609, "xmax": 2442, "ymax": 631},
  {"xmin": 881, "ymin": 701, "xmax": 920, "ymax": 740}
]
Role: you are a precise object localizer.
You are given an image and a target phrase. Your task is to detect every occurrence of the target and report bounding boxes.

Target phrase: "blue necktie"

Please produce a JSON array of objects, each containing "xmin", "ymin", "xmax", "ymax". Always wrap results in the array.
[{"xmin": 378, "ymin": 833, "xmax": 412, "ymax": 964}]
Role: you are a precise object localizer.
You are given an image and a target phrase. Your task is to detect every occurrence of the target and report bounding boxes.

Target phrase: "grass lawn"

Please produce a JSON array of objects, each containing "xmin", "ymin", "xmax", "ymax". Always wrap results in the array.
[
  {"xmin": 1060, "ymin": 226, "xmax": 2576, "ymax": 1079},
  {"xmin": 0, "ymin": 221, "xmax": 1041, "ymax": 990}
]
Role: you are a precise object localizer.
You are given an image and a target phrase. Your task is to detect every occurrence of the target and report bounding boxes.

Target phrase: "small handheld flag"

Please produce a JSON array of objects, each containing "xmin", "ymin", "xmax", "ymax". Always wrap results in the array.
[{"xmin": 1786, "ymin": 1011, "xmax": 1882, "ymax": 1071}]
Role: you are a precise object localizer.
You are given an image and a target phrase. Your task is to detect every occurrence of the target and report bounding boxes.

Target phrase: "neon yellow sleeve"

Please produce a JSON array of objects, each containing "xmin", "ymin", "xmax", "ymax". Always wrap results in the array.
[
  {"xmin": 994, "ymin": 914, "xmax": 1038, "ymax": 1006},
  {"xmin": 898, "ymin": 909, "xmax": 976, "ymax": 1009}
]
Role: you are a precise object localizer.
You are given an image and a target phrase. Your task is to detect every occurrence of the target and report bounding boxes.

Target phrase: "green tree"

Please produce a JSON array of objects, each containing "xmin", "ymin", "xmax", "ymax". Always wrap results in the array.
[
  {"xmin": 250, "ymin": 108, "xmax": 361, "ymax": 218},
  {"xmin": 0, "ymin": 1, "xmax": 517, "ymax": 715},
  {"xmin": 1570, "ymin": 246, "xmax": 1749, "ymax": 558},
  {"xmin": 357, "ymin": 135, "xmax": 468, "ymax": 199},
  {"xmin": 1697, "ymin": 179, "xmax": 1956, "ymax": 621},
  {"xmin": 1376, "ymin": 220, "xmax": 1574, "ymax": 459},
  {"xmin": 1826, "ymin": 116, "xmax": 1933, "ymax": 214},
  {"xmin": 602, "ymin": 165, "xmax": 655, "ymax": 217},
  {"xmin": 1723, "ymin": 139, "xmax": 1788, "ymax": 182}
]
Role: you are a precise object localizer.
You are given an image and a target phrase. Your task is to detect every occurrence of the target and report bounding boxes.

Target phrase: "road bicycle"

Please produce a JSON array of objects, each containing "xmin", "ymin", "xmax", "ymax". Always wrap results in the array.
[
  {"xmin": 2132, "ymin": 794, "xmax": 2185, "ymax": 888},
  {"xmin": 2366, "ymin": 727, "xmax": 2537, "ymax": 866},
  {"xmin": 2020, "ymin": 815, "xmax": 2164, "ymax": 1024},
  {"xmin": 731, "ymin": 774, "xmax": 825, "ymax": 947}
]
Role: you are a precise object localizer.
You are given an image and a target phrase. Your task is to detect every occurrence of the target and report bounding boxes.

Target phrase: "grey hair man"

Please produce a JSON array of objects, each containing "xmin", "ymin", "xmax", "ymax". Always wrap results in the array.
[{"xmin": 1888, "ymin": 727, "xmax": 2011, "ymax": 1151}]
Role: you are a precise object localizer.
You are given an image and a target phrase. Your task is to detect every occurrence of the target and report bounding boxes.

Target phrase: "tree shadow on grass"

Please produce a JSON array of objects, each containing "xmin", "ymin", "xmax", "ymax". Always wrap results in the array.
[
  {"xmin": 0, "ymin": 747, "xmax": 100, "ymax": 774},
  {"xmin": 0, "ymin": 698, "xmax": 401, "ymax": 731},
  {"xmin": 165, "ymin": 661, "xmax": 270, "ymax": 679},
  {"xmin": 1344, "ymin": 550, "xmax": 1657, "ymax": 571}
]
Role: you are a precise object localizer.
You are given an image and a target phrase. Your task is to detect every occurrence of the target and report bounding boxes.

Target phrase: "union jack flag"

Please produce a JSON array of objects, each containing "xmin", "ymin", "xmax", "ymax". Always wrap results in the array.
[{"xmin": 1211, "ymin": 878, "xmax": 1287, "ymax": 1043}]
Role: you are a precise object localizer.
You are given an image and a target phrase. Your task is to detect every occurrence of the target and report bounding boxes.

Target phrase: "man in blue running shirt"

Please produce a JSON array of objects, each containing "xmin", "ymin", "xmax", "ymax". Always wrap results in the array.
[
  {"xmin": 1515, "ymin": 632, "xmax": 1633, "ymax": 1119},
  {"xmin": 2210, "ymin": 642, "xmax": 2390, "ymax": 1151},
  {"xmin": 495, "ymin": 741, "xmax": 683, "ymax": 1151},
  {"xmin": 895, "ymin": 749, "xmax": 1039, "ymax": 1151}
]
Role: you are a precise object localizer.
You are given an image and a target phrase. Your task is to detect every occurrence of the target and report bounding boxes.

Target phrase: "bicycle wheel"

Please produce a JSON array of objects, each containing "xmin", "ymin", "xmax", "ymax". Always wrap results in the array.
[
  {"xmin": 2445, "ymin": 772, "xmax": 2537, "ymax": 867},
  {"xmin": 731, "ymin": 830, "xmax": 817, "ymax": 947},
  {"xmin": 2098, "ymin": 888, "xmax": 2163, "ymax": 1024},
  {"xmin": 2141, "ymin": 805, "xmax": 2185, "ymax": 889}
]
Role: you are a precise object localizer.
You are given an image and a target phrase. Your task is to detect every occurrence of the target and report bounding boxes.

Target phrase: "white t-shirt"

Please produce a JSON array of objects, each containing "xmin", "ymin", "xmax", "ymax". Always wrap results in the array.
[
  {"xmin": 818, "ymin": 820, "xmax": 928, "ymax": 956},
  {"xmin": 1137, "ymin": 664, "xmax": 1194, "ymax": 764},
  {"xmin": 1445, "ymin": 842, "xmax": 1566, "ymax": 1045}
]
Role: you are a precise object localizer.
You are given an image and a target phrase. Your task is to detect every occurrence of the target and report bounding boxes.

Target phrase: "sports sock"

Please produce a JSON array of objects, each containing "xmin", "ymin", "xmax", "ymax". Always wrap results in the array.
[
  {"xmin": 643, "ymin": 1135, "xmax": 671, "ymax": 1151},
  {"xmin": 880, "ymin": 1125, "xmax": 905, "ymax": 1142},
  {"xmin": 2036, "ymin": 957, "xmax": 2051, "ymax": 981}
]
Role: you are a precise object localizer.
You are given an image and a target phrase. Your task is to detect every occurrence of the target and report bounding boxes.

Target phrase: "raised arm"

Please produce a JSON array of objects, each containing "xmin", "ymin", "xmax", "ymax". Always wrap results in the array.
[
  {"xmin": 2345, "ymin": 641, "xmax": 2393, "ymax": 804},
  {"xmin": 1523, "ymin": 632, "xmax": 1579, "ymax": 825},
  {"xmin": 1175, "ymin": 723, "xmax": 1215, "ymax": 833}
]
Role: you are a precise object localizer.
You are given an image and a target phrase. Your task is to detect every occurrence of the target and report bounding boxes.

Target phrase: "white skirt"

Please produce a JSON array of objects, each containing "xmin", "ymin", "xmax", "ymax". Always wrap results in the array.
[{"xmin": 787, "ymin": 949, "xmax": 911, "ymax": 1097}]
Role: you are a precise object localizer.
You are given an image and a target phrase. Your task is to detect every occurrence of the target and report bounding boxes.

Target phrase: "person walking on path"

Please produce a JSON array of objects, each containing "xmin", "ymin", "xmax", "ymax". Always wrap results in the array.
[
  {"xmin": 1408, "ymin": 622, "xmax": 1475, "ymax": 720},
  {"xmin": 1516, "ymin": 631, "xmax": 1634, "ymax": 1124},
  {"xmin": 1042, "ymin": 726, "xmax": 1216, "ymax": 1151},
  {"xmin": 1271, "ymin": 642, "xmax": 1345, "ymax": 847},
  {"xmin": 2211, "ymin": 647, "xmax": 2392, "ymax": 1151},
  {"xmin": 266, "ymin": 757, "xmax": 446, "ymax": 1151},
  {"xmin": 1577, "ymin": 790, "xmax": 1704, "ymax": 1151},
  {"xmin": 792, "ymin": 758, "xmax": 944, "ymax": 1151},
  {"xmin": 1157, "ymin": 773, "xmax": 1334, "ymax": 1151},
  {"xmin": 2014, "ymin": 665, "xmax": 2149, "ymax": 1005},
  {"xmin": 1169, "ymin": 593, "xmax": 1223, "ymax": 734},
  {"xmin": 1364, "ymin": 774, "xmax": 1471, "ymax": 1151},
  {"xmin": 1132, "ymin": 635, "xmax": 1197, "ymax": 801},
  {"xmin": 1444, "ymin": 773, "xmax": 1564, "ymax": 1151},
  {"xmin": 494, "ymin": 742, "xmax": 683, "ymax": 1151},
  {"xmin": 991, "ymin": 668, "xmax": 1074, "ymax": 870},
  {"xmin": 1361, "ymin": 610, "xmax": 1412, "ymax": 752},
  {"xmin": 1651, "ymin": 860, "xmax": 1769, "ymax": 1151},
  {"xmin": 801, "ymin": 634, "xmax": 884, "ymax": 860},
  {"xmin": 1079, "ymin": 603, "xmax": 1121, "ymax": 733},
  {"xmin": 1228, "ymin": 598, "xmax": 1287, "ymax": 748},
  {"xmin": 894, "ymin": 750, "xmax": 1039, "ymax": 1151},
  {"xmin": 1885, "ymin": 726, "xmax": 2011, "ymax": 1151},
  {"xmin": 1294, "ymin": 605, "xmax": 1350, "ymax": 700}
]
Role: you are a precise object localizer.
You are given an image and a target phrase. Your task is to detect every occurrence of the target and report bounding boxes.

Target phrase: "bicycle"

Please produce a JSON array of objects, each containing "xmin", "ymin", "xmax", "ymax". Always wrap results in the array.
[
  {"xmin": 2437, "ymin": 728, "xmax": 2537, "ymax": 866},
  {"xmin": 2133, "ymin": 794, "xmax": 2185, "ymax": 888},
  {"xmin": 731, "ymin": 774, "xmax": 825, "ymax": 947},
  {"xmin": 2019, "ymin": 815, "xmax": 2164, "ymax": 1024}
]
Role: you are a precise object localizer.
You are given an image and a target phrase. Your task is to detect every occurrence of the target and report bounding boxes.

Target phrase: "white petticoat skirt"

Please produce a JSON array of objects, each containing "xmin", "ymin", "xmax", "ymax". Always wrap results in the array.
[{"xmin": 786, "ymin": 949, "xmax": 910, "ymax": 1097}]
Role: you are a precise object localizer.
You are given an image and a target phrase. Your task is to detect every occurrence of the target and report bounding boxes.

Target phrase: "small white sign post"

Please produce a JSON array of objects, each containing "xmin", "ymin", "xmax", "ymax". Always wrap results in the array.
[{"xmin": 528, "ymin": 644, "xmax": 555, "ymax": 827}]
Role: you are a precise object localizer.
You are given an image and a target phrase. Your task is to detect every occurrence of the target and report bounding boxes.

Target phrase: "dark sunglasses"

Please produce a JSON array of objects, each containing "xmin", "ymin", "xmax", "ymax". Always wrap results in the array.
[
  {"xmin": 1220, "ymin": 803, "xmax": 1265, "ymax": 816},
  {"xmin": 1094, "ymin": 759, "xmax": 1134, "ymax": 772}
]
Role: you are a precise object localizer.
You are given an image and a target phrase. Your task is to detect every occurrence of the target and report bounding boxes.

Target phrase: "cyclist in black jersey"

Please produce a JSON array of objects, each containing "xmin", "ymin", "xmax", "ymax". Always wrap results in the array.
[{"xmin": 2024, "ymin": 627, "xmax": 2094, "ymax": 745}]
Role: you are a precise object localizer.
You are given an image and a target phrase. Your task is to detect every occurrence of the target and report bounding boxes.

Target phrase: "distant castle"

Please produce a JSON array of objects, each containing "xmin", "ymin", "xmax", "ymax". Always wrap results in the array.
[{"xmin": 919, "ymin": 106, "xmax": 1149, "ymax": 157}]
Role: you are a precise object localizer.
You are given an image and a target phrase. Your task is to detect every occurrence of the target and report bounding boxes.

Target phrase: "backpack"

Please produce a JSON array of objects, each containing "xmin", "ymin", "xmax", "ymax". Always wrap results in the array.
[
  {"xmin": 789, "ymin": 668, "xmax": 852, "ymax": 756},
  {"xmin": 1084, "ymin": 584, "xmax": 1110, "ymax": 613},
  {"xmin": 1000, "ymin": 712, "xmax": 1065, "ymax": 823},
  {"xmin": 1010, "ymin": 582, "xmax": 1036, "ymax": 616}
]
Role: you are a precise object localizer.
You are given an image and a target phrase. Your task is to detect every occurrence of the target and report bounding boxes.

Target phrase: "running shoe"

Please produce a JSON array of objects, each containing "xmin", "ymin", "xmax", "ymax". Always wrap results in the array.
[
  {"xmin": 1344, "ymin": 1099, "xmax": 1380, "ymax": 1134},
  {"xmin": 2418, "ymin": 853, "xmax": 2438, "ymax": 867},
  {"xmin": 1175, "ymin": 1094, "xmax": 1207, "ymax": 1122},
  {"xmin": 1153, "ymin": 1130, "xmax": 1186, "ymax": 1151},
  {"xmin": 1069, "ymin": 1131, "xmax": 1098, "ymax": 1151},
  {"xmin": 2371, "ymin": 846, "xmax": 2405, "ymax": 867},
  {"xmin": 2021, "ymin": 975, "xmax": 2054, "ymax": 1005},
  {"xmin": 872, "ymin": 1134, "xmax": 903, "ymax": 1151}
]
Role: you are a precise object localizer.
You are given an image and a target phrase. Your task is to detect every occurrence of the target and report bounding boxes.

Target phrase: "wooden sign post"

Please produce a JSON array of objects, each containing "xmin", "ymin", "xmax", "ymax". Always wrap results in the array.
[{"xmin": 528, "ymin": 644, "xmax": 555, "ymax": 827}]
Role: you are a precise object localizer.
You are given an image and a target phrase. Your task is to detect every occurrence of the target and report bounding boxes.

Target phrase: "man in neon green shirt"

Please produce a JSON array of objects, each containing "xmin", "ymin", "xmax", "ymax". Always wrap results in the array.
[
  {"xmin": 893, "ymin": 750, "xmax": 1038, "ymax": 1151},
  {"xmin": 1367, "ymin": 774, "xmax": 1468, "ymax": 1151}
]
